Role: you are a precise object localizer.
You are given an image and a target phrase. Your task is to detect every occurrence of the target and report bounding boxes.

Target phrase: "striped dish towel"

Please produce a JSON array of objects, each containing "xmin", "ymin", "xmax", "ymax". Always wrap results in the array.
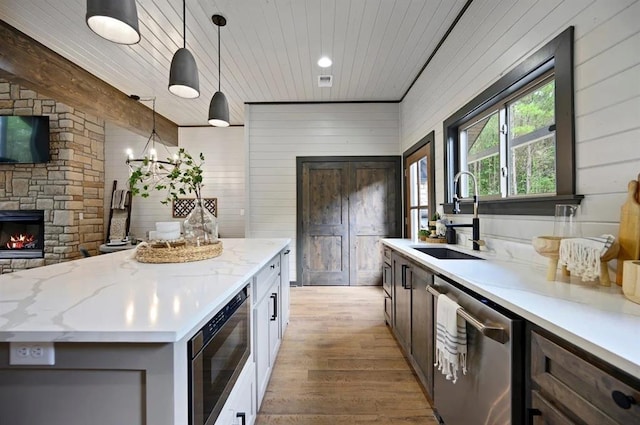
[
  {"xmin": 434, "ymin": 294, "xmax": 467, "ymax": 384},
  {"xmin": 111, "ymin": 189, "xmax": 129, "ymax": 209},
  {"xmin": 559, "ymin": 234, "xmax": 615, "ymax": 282}
]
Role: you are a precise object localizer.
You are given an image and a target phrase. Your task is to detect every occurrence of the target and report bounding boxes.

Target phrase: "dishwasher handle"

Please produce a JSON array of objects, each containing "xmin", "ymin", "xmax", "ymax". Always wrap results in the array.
[{"xmin": 427, "ymin": 286, "xmax": 508, "ymax": 344}]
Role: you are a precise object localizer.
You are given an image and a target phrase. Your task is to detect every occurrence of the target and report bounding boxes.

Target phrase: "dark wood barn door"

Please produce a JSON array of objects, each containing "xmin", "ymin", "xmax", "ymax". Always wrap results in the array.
[{"xmin": 298, "ymin": 157, "xmax": 400, "ymax": 286}]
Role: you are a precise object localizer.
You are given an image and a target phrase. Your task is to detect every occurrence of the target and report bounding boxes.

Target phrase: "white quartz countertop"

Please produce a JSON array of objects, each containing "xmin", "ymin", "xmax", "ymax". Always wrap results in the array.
[
  {"xmin": 0, "ymin": 238, "xmax": 290, "ymax": 343},
  {"xmin": 382, "ymin": 238, "xmax": 640, "ymax": 378}
]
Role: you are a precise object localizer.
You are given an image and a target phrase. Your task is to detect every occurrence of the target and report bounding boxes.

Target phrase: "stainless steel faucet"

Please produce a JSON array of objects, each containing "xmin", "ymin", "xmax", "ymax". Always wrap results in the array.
[
  {"xmin": 453, "ymin": 171, "xmax": 479, "ymax": 218},
  {"xmin": 452, "ymin": 171, "xmax": 481, "ymax": 250}
]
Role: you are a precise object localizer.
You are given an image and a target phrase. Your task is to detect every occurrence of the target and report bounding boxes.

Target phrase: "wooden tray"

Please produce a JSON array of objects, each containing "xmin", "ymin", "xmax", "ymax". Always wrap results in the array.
[
  {"xmin": 425, "ymin": 237, "xmax": 447, "ymax": 244},
  {"xmin": 135, "ymin": 240, "xmax": 222, "ymax": 263}
]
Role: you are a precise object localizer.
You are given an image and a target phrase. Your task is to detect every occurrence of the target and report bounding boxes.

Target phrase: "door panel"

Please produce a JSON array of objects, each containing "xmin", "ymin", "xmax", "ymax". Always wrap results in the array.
[
  {"xmin": 301, "ymin": 162, "xmax": 349, "ymax": 286},
  {"xmin": 350, "ymin": 162, "xmax": 398, "ymax": 285}
]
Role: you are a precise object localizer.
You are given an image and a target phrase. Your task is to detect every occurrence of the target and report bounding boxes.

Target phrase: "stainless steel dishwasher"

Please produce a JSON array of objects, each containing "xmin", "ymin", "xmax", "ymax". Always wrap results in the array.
[{"xmin": 429, "ymin": 276, "xmax": 524, "ymax": 425}]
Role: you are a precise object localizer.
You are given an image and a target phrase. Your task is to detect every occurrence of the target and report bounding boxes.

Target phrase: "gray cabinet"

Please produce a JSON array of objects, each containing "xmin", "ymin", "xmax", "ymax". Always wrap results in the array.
[{"xmin": 529, "ymin": 330, "xmax": 640, "ymax": 425}]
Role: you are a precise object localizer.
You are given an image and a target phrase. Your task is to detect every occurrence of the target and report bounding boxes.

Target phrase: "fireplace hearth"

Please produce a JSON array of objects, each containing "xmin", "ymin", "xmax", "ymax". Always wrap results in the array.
[{"xmin": 0, "ymin": 210, "xmax": 45, "ymax": 259}]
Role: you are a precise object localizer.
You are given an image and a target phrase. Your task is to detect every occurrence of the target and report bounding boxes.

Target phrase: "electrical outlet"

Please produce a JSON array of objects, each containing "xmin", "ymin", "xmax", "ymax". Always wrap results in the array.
[{"xmin": 9, "ymin": 342, "xmax": 55, "ymax": 365}]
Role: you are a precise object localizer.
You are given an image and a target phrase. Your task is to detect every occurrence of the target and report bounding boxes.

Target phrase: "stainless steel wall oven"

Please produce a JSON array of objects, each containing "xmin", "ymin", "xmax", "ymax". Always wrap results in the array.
[{"xmin": 188, "ymin": 284, "xmax": 250, "ymax": 425}]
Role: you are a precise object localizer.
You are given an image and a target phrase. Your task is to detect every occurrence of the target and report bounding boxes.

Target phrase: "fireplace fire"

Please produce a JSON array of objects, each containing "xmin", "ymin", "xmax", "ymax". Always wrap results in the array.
[
  {"xmin": 0, "ymin": 210, "xmax": 45, "ymax": 259},
  {"xmin": 6, "ymin": 233, "xmax": 37, "ymax": 249}
]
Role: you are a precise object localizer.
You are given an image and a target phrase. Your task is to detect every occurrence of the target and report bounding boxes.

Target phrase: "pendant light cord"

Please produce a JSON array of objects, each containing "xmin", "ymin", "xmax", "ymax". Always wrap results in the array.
[
  {"xmin": 152, "ymin": 98, "xmax": 156, "ymax": 135},
  {"xmin": 218, "ymin": 24, "xmax": 221, "ymax": 92},
  {"xmin": 182, "ymin": 0, "xmax": 186, "ymax": 49}
]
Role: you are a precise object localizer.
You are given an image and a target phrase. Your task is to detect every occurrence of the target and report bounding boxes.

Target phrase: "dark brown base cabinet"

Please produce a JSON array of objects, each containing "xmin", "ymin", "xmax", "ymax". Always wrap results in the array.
[
  {"xmin": 389, "ymin": 250, "xmax": 434, "ymax": 400},
  {"xmin": 383, "ymin": 247, "xmax": 393, "ymax": 326},
  {"xmin": 529, "ymin": 329, "xmax": 640, "ymax": 425}
]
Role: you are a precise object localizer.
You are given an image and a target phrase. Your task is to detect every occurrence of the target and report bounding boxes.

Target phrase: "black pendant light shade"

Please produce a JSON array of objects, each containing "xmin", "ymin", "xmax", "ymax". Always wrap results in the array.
[
  {"xmin": 86, "ymin": 0, "xmax": 141, "ymax": 45},
  {"xmin": 208, "ymin": 91, "xmax": 230, "ymax": 127},
  {"xmin": 169, "ymin": 47, "xmax": 200, "ymax": 99},
  {"xmin": 168, "ymin": 0, "xmax": 200, "ymax": 99},
  {"xmin": 209, "ymin": 14, "xmax": 230, "ymax": 127}
]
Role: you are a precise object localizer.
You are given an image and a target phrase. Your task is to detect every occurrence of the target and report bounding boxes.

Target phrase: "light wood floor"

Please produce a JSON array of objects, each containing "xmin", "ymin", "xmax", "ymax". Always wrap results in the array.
[{"xmin": 255, "ymin": 286, "xmax": 437, "ymax": 425}]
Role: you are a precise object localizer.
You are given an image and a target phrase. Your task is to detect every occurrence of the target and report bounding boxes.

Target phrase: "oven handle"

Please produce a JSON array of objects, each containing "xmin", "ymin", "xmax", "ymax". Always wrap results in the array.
[{"xmin": 427, "ymin": 285, "xmax": 508, "ymax": 344}]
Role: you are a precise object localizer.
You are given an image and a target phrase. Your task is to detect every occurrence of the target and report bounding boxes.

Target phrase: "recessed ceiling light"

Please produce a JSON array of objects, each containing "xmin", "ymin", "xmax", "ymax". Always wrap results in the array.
[{"xmin": 317, "ymin": 56, "xmax": 332, "ymax": 68}]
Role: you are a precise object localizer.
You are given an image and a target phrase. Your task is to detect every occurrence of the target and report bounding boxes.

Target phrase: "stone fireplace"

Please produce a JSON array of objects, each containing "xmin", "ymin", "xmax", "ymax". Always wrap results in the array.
[
  {"xmin": 0, "ymin": 79, "xmax": 105, "ymax": 274},
  {"xmin": 0, "ymin": 210, "xmax": 45, "ymax": 259}
]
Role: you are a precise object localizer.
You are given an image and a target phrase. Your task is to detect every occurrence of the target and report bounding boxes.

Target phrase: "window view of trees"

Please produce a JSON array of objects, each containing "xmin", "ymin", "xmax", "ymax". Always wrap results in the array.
[
  {"xmin": 465, "ymin": 112, "xmax": 500, "ymax": 197},
  {"xmin": 508, "ymin": 80, "xmax": 555, "ymax": 196},
  {"xmin": 460, "ymin": 77, "xmax": 556, "ymax": 199}
]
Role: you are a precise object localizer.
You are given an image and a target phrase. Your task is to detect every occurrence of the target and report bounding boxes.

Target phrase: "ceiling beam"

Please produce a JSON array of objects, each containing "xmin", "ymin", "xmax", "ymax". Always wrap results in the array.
[{"xmin": 0, "ymin": 19, "xmax": 178, "ymax": 146}]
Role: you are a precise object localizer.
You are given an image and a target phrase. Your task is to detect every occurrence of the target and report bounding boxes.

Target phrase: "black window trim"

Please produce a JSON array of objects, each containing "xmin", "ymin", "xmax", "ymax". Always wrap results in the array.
[{"xmin": 443, "ymin": 26, "xmax": 583, "ymax": 216}]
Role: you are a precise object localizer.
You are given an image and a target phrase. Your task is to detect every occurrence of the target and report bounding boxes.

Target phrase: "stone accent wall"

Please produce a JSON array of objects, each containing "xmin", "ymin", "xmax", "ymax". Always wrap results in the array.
[{"xmin": 0, "ymin": 79, "xmax": 105, "ymax": 273}]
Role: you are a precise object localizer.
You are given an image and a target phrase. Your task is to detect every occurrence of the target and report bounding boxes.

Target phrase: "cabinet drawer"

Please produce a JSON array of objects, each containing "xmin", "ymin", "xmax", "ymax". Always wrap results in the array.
[
  {"xmin": 383, "ymin": 246, "xmax": 392, "ymax": 263},
  {"xmin": 531, "ymin": 390, "xmax": 576, "ymax": 425},
  {"xmin": 254, "ymin": 256, "xmax": 280, "ymax": 303},
  {"xmin": 531, "ymin": 331, "xmax": 640, "ymax": 425}
]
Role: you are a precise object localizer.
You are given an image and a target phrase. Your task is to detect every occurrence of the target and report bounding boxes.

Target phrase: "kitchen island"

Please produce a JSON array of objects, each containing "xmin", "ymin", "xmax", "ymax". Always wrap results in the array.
[{"xmin": 0, "ymin": 238, "xmax": 290, "ymax": 425}]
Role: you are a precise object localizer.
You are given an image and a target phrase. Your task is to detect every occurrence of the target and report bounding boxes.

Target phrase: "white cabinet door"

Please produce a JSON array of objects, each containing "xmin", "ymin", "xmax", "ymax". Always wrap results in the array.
[
  {"xmin": 254, "ymin": 291, "xmax": 271, "ymax": 408},
  {"xmin": 253, "ymin": 246, "xmax": 289, "ymax": 413},
  {"xmin": 268, "ymin": 283, "xmax": 281, "ymax": 364},
  {"xmin": 279, "ymin": 249, "xmax": 291, "ymax": 336},
  {"xmin": 215, "ymin": 361, "xmax": 256, "ymax": 425}
]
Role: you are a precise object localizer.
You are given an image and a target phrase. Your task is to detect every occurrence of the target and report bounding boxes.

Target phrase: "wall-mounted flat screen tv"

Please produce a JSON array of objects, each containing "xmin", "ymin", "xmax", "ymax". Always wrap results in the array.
[{"xmin": 0, "ymin": 116, "xmax": 50, "ymax": 163}]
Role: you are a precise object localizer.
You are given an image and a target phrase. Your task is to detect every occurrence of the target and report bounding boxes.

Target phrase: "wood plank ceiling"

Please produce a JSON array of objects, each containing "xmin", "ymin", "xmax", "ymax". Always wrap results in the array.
[{"xmin": 0, "ymin": 0, "xmax": 468, "ymax": 126}]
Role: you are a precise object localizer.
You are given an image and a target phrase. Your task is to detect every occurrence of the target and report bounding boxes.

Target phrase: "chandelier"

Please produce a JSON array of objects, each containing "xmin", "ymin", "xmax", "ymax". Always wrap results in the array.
[{"xmin": 125, "ymin": 96, "xmax": 177, "ymax": 186}]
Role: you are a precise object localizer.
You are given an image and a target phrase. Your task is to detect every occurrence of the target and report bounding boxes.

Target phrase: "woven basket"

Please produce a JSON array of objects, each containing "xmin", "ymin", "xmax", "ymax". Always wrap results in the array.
[{"xmin": 135, "ymin": 240, "xmax": 223, "ymax": 263}]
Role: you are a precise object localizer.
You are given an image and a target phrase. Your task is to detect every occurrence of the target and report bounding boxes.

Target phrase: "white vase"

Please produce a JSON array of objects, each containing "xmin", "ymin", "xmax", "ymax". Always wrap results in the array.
[{"xmin": 183, "ymin": 200, "xmax": 218, "ymax": 245}]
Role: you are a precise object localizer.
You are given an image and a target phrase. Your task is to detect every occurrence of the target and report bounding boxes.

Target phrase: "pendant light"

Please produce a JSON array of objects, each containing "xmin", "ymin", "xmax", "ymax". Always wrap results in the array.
[
  {"xmin": 125, "ymin": 96, "xmax": 177, "ymax": 185},
  {"xmin": 208, "ymin": 14, "xmax": 230, "ymax": 127},
  {"xmin": 86, "ymin": 0, "xmax": 141, "ymax": 45},
  {"xmin": 168, "ymin": 0, "xmax": 200, "ymax": 99}
]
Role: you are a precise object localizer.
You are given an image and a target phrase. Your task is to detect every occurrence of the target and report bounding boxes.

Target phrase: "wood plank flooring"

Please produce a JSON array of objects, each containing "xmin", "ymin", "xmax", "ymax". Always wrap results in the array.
[{"xmin": 255, "ymin": 286, "xmax": 437, "ymax": 425}]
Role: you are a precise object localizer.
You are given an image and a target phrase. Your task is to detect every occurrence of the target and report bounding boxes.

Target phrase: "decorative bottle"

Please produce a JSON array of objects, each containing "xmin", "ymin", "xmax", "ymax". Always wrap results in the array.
[{"xmin": 183, "ymin": 199, "xmax": 218, "ymax": 246}]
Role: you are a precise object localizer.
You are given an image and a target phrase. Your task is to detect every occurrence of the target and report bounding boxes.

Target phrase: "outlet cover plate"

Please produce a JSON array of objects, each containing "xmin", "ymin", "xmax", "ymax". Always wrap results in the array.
[{"xmin": 9, "ymin": 342, "xmax": 55, "ymax": 365}]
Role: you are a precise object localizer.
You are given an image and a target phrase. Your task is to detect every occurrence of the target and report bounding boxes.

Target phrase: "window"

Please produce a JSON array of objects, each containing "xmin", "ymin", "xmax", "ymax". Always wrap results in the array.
[
  {"xmin": 458, "ymin": 74, "xmax": 556, "ymax": 199},
  {"xmin": 443, "ymin": 27, "xmax": 582, "ymax": 215},
  {"xmin": 404, "ymin": 132, "xmax": 435, "ymax": 239}
]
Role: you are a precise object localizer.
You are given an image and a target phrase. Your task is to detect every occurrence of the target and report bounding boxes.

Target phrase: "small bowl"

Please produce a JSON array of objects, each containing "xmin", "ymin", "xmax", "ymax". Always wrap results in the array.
[
  {"xmin": 532, "ymin": 236, "xmax": 564, "ymax": 281},
  {"xmin": 532, "ymin": 236, "xmax": 563, "ymax": 258}
]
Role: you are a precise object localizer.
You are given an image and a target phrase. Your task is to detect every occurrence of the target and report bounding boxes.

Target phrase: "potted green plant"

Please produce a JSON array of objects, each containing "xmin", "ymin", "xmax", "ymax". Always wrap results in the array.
[
  {"xmin": 418, "ymin": 229, "xmax": 429, "ymax": 241},
  {"xmin": 128, "ymin": 148, "xmax": 217, "ymax": 245}
]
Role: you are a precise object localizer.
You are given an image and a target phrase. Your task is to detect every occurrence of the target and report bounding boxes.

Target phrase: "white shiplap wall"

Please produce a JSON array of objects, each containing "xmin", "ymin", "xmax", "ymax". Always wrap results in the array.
[
  {"xmin": 400, "ymin": 0, "xmax": 640, "ymax": 246},
  {"xmin": 246, "ymin": 103, "xmax": 400, "ymax": 281},
  {"xmin": 180, "ymin": 126, "xmax": 246, "ymax": 238},
  {"xmin": 104, "ymin": 124, "xmax": 245, "ymax": 241}
]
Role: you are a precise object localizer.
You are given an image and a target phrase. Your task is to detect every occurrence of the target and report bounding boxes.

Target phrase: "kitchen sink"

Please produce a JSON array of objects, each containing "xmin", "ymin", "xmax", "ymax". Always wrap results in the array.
[{"xmin": 412, "ymin": 247, "xmax": 483, "ymax": 260}]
